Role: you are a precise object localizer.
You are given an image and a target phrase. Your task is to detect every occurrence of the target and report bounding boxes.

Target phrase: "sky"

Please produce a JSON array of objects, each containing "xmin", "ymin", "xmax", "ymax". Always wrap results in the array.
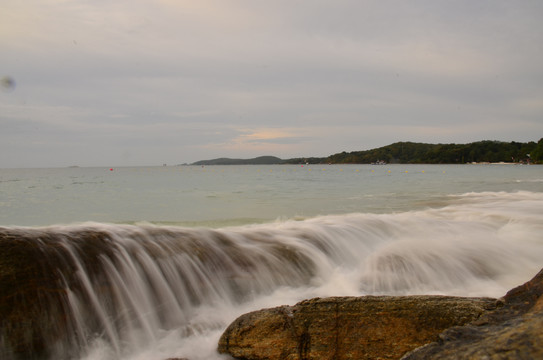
[{"xmin": 1, "ymin": 0, "xmax": 543, "ymax": 168}]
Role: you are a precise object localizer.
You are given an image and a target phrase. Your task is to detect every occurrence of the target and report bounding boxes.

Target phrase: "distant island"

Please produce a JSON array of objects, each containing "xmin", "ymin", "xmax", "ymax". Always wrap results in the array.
[
  {"xmin": 191, "ymin": 139, "xmax": 543, "ymax": 165},
  {"xmin": 192, "ymin": 156, "xmax": 284, "ymax": 166}
]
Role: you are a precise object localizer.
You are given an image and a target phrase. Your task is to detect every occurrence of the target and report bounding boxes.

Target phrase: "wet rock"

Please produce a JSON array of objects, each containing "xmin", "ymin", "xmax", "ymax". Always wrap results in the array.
[
  {"xmin": 219, "ymin": 268, "xmax": 543, "ymax": 360},
  {"xmin": 0, "ymin": 228, "xmax": 115, "ymax": 359},
  {"xmin": 401, "ymin": 268, "xmax": 543, "ymax": 359},
  {"xmin": 218, "ymin": 295, "xmax": 497, "ymax": 360}
]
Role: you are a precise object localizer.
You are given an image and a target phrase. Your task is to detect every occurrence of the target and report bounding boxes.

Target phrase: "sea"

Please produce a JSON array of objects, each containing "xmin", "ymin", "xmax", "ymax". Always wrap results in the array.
[{"xmin": 1, "ymin": 164, "xmax": 543, "ymax": 359}]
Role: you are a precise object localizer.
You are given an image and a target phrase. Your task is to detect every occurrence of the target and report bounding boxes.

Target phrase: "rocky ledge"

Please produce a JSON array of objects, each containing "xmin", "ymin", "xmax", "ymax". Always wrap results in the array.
[{"xmin": 218, "ymin": 268, "xmax": 543, "ymax": 360}]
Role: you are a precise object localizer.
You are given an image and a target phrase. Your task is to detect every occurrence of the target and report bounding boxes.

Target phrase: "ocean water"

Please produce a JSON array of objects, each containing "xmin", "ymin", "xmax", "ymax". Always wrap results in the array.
[
  {"xmin": 2, "ymin": 164, "xmax": 543, "ymax": 227},
  {"xmin": 1, "ymin": 164, "xmax": 543, "ymax": 359}
]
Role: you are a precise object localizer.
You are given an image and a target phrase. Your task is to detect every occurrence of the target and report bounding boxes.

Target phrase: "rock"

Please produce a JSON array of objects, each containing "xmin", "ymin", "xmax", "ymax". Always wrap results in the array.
[
  {"xmin": 219, "ymin": 268, "xmax": 543, "ymax": 360},
  {"xmin": 1, "ymin": 225, "xmax": 319, "ymax": 359},
  {"xmin": 218, "ymin": 295, "xmax": 497, "ymax": 360},
  {"xmin": 401, "ymin": 268, "xmax": 543, "ymax": 359},
  {"xmin": 0, "ymin": 228, "xmax": 117, "ymax": 359}
]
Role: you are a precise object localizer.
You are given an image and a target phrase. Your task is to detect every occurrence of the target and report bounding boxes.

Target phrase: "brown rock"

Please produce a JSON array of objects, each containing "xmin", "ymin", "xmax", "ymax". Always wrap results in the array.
[
  {"xmin": 0, "ymin": 228, "xmax": 117, "ymax": 359},
  {"xmin": 401, "ymin": 268, "xmax": 543, "ymax": 359},
  {"xmin": 0, "ymin": 226, "xmax": 317, "ymax": 359},
  {"xmin": 218, "ymin": 295, "xmax": 497, "ymax": 360}
]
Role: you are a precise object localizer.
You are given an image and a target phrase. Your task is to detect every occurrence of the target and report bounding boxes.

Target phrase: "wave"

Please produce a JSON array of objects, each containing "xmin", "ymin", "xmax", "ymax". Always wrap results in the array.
[{"xmin": 1, "ymin": 190, "xmax": 542, "ymax": 360}]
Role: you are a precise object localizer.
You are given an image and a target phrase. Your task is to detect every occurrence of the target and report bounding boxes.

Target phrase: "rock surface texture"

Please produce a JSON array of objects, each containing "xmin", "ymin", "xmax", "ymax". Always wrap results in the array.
[
  {"xmin": 218, "ymin": 296, "xmax": 497, "ymax": 360},
  {"xmin": 402, "ymin": 268, "xmax": 543, "ymax": 359},
  {"xmin": 219, "ymin": 269, "xmax": 543, "ymax": 360}
]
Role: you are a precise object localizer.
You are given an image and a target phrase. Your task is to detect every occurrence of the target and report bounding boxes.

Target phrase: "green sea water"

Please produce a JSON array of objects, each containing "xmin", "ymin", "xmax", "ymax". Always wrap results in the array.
[{"xmin": 1, "ymin": 164, "xmax": 541, "ymax": 227}]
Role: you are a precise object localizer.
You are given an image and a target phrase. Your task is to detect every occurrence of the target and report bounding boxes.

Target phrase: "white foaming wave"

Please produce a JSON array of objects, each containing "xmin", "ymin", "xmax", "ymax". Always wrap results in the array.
[
  {"xmin": 358, "ymin": 190, "xmax": 543, "ymax": 297},
  {"xmin": 8, "ymin": 190, "xmax": 543, "ymax": 298},
  {"xmin": 515, "ymin": 178, "xmax": 543, "ymax": 183}
]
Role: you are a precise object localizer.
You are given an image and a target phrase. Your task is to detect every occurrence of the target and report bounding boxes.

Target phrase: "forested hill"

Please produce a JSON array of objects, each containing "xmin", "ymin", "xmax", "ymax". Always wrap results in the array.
[
  {"xmin": 191, "ymin": 140, "xmax": 543, "ymax": 165},
  {"xmin": 323, "ymin": 140, "xmax": 542, "ymax": 164},
  {"xmin": 192, "ymin": 156, "xmax": 284, "ymax": 165}
]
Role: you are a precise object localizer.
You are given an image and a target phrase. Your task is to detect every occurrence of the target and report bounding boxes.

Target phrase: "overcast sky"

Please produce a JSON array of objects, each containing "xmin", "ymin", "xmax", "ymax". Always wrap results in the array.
[{"xmin": 1, "ymin": 1, "xmax": 542, "ymax": 168}]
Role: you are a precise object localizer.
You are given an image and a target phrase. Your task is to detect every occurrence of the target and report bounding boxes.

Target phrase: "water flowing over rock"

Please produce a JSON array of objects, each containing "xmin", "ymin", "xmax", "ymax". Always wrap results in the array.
[
  {"xmin": 1, "ymin": 210, "xmax": 542, "ymax": 359},
  {"xmin": 218, "ymin": 296, "xmax": 497, "ymax": 360},
  {"xmin": 0, "ymin": 225, "xmax": 320, "ymax": 359}
]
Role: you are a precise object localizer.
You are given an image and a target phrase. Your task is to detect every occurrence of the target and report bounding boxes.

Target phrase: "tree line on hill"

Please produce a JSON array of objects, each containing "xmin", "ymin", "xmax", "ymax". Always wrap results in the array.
[
  {"xmin": 192, "ymin": 139, "xmax": 543, "ymax": 165},
  {"xmin": 192, "ymin": 156, "xmax": 284, "ymax": 165},
  {"xmin": 321, "ymin": 139, "xmax": 542, "ymax": 164}
]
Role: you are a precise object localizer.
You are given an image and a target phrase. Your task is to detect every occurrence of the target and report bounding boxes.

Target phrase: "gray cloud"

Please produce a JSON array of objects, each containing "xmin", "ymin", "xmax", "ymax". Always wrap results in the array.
[{"xmin": 1, "ymin": 0, "xmax": 542, "ymax": 167}]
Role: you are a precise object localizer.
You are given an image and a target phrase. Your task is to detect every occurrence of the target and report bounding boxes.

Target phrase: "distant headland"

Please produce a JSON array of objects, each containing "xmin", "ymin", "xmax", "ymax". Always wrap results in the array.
[
  {"xmin": 191, "ymin": 139, "xmax": 543, "ymax": 165},
  {"xmin": 192, "ymin": 156, "xmax": 284, "ymax": 166}
]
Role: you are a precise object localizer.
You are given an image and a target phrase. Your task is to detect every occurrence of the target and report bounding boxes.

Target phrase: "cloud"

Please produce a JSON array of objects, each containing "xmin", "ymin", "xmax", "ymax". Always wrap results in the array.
[
  {"xmin": 1, "ymin": 0, "xmax": 542, "ymax": 167},
  {"xmin": 236, "ymin": 128, "xmax": 310, "ymax": 145},
  {"xmin": 197, "ymin": 127, "xmax": 312, "ymax": 156}
]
